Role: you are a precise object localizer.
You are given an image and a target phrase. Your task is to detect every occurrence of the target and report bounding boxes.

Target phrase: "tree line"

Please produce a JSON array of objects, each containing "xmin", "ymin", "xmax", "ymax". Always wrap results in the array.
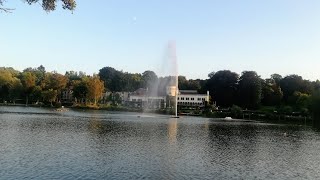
[
  {"xmin": 1, "ymin": 66, "xmax": 320, "ymax": 116},
  {"xmin": 206, "ymin": 70, "xmax": 320, "ymax": 118},
  {"xmin": 0, "ymin": 66, "xmax": 104, "ymax": 106}
]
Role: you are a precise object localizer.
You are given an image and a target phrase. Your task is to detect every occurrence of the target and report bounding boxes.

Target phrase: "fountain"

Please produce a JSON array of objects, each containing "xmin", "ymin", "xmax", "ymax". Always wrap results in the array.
[
  {"xmin": 169, "ymin": 41, "xmax": 179, "ymax": 118},
  {"xmin": 143, "ymin": 41, "xmax": 179, "ymax": 117}
]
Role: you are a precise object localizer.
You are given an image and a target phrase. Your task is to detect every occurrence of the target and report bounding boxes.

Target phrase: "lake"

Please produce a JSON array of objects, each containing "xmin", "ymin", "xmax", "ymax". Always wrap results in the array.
[{"xmin": 0, "ymin": 106, "xmax": 319, "ymax": 179}]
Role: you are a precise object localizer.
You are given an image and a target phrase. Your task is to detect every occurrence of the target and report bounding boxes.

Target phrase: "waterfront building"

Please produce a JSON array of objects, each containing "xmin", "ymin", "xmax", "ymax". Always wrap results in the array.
[
  {"xmin": 177, "ymin": 90, "xmax": 210, "ymax": 108},
  {"xmin": 128, "ymin": 88, "xmax": 166, "ymax": 109}
]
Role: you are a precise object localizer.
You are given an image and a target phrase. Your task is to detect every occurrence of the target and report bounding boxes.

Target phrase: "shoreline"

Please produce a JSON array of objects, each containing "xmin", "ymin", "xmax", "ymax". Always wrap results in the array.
[{"xmin": 0, "ymin": 103, "xmax": 313, "ymax": 126}]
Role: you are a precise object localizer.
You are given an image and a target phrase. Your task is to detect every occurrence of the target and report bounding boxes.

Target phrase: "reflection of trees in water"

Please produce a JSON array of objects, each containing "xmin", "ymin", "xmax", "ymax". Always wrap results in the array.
[
  {"xmin": 88, "ymin": 118, "xmax": 124, "ymax": 136},
  {"xmin": 206, "ymin": 122, "xmax": 306, "ymax": 173},
  {"xmin": 168, "ymin": 119, "xmax": 178, "ymax": 143},
  {"xmin": 206, "ymin": 123, "xmax": 260, "ymax": 167}
]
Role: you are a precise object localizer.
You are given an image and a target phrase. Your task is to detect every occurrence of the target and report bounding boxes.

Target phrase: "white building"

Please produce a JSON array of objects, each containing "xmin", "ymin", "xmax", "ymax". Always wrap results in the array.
[
  {"xmin": 128, "ymin": 88, "xmax": 166, "ymax": 109},
  {"xmin": 177, "ymin": 90, "xmax": 210, "ymax": 107},
  {"xmin": 128, "ymin": 87, "xmax": 210, "ymax": 109},
  {"xmin": 105, "ymin": 91, "xmax": 130, "ymax": 104}
]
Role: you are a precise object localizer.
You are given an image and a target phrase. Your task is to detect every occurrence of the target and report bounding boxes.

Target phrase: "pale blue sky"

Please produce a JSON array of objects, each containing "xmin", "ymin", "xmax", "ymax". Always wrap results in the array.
[{"xmin": 1, "ymin": 0, "xmax": 320, "ymax": 80}]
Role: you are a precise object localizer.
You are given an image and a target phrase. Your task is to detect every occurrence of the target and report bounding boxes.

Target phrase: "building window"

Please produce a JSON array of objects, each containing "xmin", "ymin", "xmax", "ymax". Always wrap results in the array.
[
  {"xmin": 186, "ymin": 98, "xmax": 189, "ymax": 100},
  {"xmin": 191, "ymin": 98, "xmax": 194, "ymax": 100},
  {"xmin": 198, "ymin": 98, "xmax": 201, "ymax": 101},
  {"xmin": 181, "ymin": 97, "xmax": 184, "ymax": 100},
  {"xmin": 177, "ymin": 97, "xmax": 179, "ymax": 100},
  {"xmin": 202, "ymin": 98, "xmax": 205, "ymax": 101}
]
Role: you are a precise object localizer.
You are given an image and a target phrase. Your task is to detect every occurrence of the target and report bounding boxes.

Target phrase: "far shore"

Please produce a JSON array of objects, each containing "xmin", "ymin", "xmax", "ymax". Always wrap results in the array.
[{"xmin": 0, "ymin": 103, "xmax": 313, "ymax": 126}]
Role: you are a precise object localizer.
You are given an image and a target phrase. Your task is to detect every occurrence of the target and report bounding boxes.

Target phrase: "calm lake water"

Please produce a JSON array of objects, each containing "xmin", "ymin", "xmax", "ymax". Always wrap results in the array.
[{"xmin": 0, "ymin": 106, "xmax": 320, "ymax": 179}]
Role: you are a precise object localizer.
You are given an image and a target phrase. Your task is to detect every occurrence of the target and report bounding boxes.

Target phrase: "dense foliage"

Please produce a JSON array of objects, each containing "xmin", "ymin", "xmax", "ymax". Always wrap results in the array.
[{"xmin": 1, "ymin": 65, "xmax": 320, "ymax": 121}]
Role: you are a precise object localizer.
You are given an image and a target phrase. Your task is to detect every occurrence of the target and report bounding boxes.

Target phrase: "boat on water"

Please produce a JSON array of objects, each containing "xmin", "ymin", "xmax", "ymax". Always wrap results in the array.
[{"xmin": 224, "ymin": 116, "xmax": 232, "ymax": 120}]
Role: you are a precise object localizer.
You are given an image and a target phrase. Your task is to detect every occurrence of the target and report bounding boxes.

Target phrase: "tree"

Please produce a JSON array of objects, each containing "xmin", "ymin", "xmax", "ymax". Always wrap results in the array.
[
  {"xmin": 42, "ymin": 89, "xmax": 57, "ymax": 106},
  {"xmin": 99, "ymin": 67, "xmax": 118, "ymax": 92},
  {"xmin": 178, "ymin": 76, "xmax": 201, "ymax": 91},
  {"xmin": 72, "ymin": 78, "xmax": 89, "ymax": 104},
  {"xmin": 23, "ymin": 65, "xmax": 46, "ymax": 86},
  {"xmin": 21, "ymin": 72, "xmax": 36, "ymax": 105},
  {"xmin": 42, "ymin": 72, "xmax": 68, "ymax": 101},
  {"xmin": 238, "ymin": 71, "xmax": 262, "ymax": 109},
  {"xmin": 123, "ymin": 73, "xmax": 142, "ymax": 92},
  {"xmin": 270, "ymin": 73, "xmax": 282, "ymax": 86},
  {"xmin": 206, "ymin": 70, "xmax": 239, "ymax": 107},
  {"xmin": 8, "ymin": 78, "xmax": 23, "ymax": 104},
  {"xmin": 0, "ymin": 69, "xmax": 15, "ymax": 102},
  {"xmin": 310, "ymin": 91, "xmax": 320, "ymax": 128},
  {"xmin": 0, "ymin": 0, "xmax": 76, "ymax": 12},
  {"xmin": 280, "ymin": 75, "xmax": 312, "ymax": 103},
  {"xmin": 142, "ymin": 70, "xmax": 158, "ymax": 89},
  {"xmin": 87, "ymin": 76, "xmax": 105, "ymax": 105},
  {"xmin": 30, "ymin": 86, "xmax": 43, "ymax": 104},
  {"xmin": 261, "ymin": 78, "xmax": 283, "ymax": 106}
]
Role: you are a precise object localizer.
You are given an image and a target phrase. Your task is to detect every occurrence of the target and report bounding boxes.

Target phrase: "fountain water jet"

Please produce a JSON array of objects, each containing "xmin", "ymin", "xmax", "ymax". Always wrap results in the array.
[
  {"xmin": 168, "ymin": 41, "xmax": 179, "ymax": 118},
  {"xmin": 144, "ymin": 41, "xmax": 179, "ymax": 117}
]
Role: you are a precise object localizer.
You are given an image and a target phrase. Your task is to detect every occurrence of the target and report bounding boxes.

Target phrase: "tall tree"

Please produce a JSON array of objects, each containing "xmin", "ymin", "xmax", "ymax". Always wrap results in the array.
[
  {"xmin": 23, "ymin": 65, "xmax": 46, "ymax": 86},
  {"xmin": 238, "ymin": 71, "xmax": 262, "ymax": 109},
  {"xmin": 21, "ymin": 72, "xmax": 36, "ymax": 105},
  {"xmin": 87, "ymin": 76, "xmax": 105, "ymax": 105},
  {"xmin": 261, "ymin": 77, "xmax": 283, "ymax": 106},
  {"xmin": 72, "ymin": 79, "xmax": 89, "ymax": 104},
  {"xmin": 206, "ymin": 70, "xmax": 239, "ymax": 107},
  {"xmin": 42, "ymin": 72, "xmax": 68, "ymax": 101},
  {"xmin": 8, "ymin": 78, "xmax": 23, "ymax": 104},
  {"xmin": 99, "ymin": 67, "xmax": 118, "ymax": 92},
  {"xmin": 280, "ymin": 75, "xmax": 312, "ymax": 103},
  {"xmin": 0, "ymin": 69, "xmax": 15, "ymax": 102},
  {"xmin": 142, "ymin": 70, "xmax": 158, "ymax": 89}
]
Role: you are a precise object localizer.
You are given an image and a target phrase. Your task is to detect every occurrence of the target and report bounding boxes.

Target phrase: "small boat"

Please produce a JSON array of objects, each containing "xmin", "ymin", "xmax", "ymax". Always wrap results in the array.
[{"xmin": 224, "ymin": 117, "xmax": 232, "ymax": 120}]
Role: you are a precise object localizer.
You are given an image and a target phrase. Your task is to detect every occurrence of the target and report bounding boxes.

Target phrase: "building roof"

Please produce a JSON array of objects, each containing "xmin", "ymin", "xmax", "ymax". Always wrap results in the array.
[{"xmin": 179, "ymin": 90, "xmax": 198, "ymax": 95}]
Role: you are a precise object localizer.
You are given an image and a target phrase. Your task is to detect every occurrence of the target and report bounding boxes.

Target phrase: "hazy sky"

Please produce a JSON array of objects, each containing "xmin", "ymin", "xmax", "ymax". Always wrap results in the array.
[{"xmin": 1, "ymin": 0, "xmax": 320, "ymax": 80}]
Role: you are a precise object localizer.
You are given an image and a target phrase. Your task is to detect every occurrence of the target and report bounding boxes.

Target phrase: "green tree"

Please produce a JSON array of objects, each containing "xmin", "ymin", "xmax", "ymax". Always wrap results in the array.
[
  {"xmin": 98, "ymin": 66, "xmax": 119, "ymax": 92},
  {"xmin": 230, "ymin": 105, "xmax": 243, "ymax": 118},
  {"xmin": 280, "ymin": 75, "xmax": 312, "ymax": 103},
  {"xmin": 178, "ymin": 76, "xmax": 201, "ymax": 90},
  {"xmin": 21, "ymin": 72, "xmax": 36, "ymax": 105},
  {"xmin": 126, "ymin": 73, "xmax": 142, "ymax": 92},
  {"xmin": 30, "ymin": 86, "xmax": 43, "ymax": 104},
  {"xmin": 23, "ymin": 65, "xmax": 46, "ymax": 86},
  {"xmin": 42, "ymin": 89, "xmax": 58, "ymax": 106},
  {"xmin": 238, "ymin": 71, "xmax": 262, "ymax": 109},
  {"xmin": 206, "ymin": 70, "xmax": 239, "ymax": 107},
  {"xmin": 142, "ymin": 70, "xmax": 158, "ymax": 89},
  {"xmin": 0, "ymin": 69, "xmax": 15, "ymax": 102},
  {"xmin": 310, "ymin": 91, "xmax": 320, "ymax": 128},
  {"xmin": 42, "ymin": 72, "xmax": 68, "ymax": 101},
  {"xmin": 261, "ymin": 78, "xmax": 283, "ymax": 106},
  {"xmin": 8, "ymin": 78, "xmax": 23, "ymax": 104},
  {"xmin": 270, "ymin": 73, "xmax": 282, "ymax": 86},
  {"xmin": 72, "ymin": 79, "xmax": 89, "ymax": 104}
]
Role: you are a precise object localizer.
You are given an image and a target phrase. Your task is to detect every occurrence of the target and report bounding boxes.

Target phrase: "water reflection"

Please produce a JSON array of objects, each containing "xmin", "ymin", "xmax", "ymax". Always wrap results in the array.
[
  {"xmin": 168, "ymin": 119, "xmax": 178, "ymax": 143},
  {"xmin": 0, "ymin": 107, "xmax": 320, "ymax": 179}
]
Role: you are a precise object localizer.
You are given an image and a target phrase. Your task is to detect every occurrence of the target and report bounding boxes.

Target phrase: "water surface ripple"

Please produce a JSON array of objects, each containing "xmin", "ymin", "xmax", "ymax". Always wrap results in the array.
[{"xmin": 0, "ymin": 107, "xmax": 319, "ymax": 179}]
